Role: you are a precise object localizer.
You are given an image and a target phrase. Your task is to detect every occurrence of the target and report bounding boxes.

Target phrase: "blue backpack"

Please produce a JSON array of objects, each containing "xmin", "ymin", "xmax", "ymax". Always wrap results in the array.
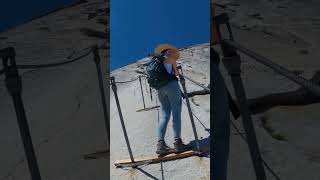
[{"xmin": 146, "ymin": 55, "xmax": 176, "ymax": 90}]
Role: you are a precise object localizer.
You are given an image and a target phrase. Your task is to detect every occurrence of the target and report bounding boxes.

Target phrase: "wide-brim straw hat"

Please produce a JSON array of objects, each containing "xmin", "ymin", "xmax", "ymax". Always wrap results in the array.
[{"xmin": 154, "ymin": 44, "xmax": 180, "ymax": 60}]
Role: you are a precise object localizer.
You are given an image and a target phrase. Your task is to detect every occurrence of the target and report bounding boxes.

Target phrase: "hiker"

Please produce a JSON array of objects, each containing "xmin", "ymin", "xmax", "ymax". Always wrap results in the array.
[
  {"xmin": 211, "ymin": 2, "xmax": 231, "ymax": 180},
  {"xmin": 148, "ymin": 44, "xmax": 191, "ymax": 155}
]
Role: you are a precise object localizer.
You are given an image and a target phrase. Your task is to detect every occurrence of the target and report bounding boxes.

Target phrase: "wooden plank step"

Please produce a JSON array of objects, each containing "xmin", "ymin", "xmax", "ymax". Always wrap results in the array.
[
  {"xmin": 83, "ymin": 150, "xmax": 109, "ymax": 160},
  {"xmin": 114, "ymin": 147, "xmax": 209, "ymax": 168},
  {"xmin": 136, "ymin": 105, "xmax": 160, "ymax": 112}
]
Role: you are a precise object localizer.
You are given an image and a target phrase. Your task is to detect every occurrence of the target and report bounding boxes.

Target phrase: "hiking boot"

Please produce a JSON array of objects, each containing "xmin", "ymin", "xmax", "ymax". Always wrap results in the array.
[
  {"xmin": 156, "ymin": 140, "xmax": 173, "ymax": 155},
  {"xmin": 173, "ymin": 139, "xmax": 192, "ymax": 153}
]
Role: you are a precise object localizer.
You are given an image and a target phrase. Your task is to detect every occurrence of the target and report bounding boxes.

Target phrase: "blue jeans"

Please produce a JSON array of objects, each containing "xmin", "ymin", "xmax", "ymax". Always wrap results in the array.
[
  {"xmin": 211, "ymin": 61, "xmax": 231, "ymax": 180},
  {"xmin": 157, "ymin": 80, "xmax": 182, "ymax": 141}
]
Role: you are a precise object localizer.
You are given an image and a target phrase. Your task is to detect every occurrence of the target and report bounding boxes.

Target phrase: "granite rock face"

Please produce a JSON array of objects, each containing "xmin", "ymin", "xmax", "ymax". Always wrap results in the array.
[
  {"xmin": 110, "ymin": 44, "xmax": 210, "ymax": 180},
  {"xmin": 0, "ymin": 0, "xmax": 109, "ymax": 179},
  {"xmin": 216, "ymin": 0, "xmax": 320, "ymax": 179}
]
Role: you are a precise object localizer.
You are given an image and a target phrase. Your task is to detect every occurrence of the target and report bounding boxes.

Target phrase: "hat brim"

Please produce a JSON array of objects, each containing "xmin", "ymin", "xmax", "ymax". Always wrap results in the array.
[{"xmin": 155, "ymin": 44, "xmax": 180, "ymax": 59}]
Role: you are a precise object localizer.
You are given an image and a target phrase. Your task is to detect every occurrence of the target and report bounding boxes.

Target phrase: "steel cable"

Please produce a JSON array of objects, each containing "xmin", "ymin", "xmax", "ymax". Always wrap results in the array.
[
  {"xmin": 230, "ymin": 120, "xmax": 281, "ymax": 180},
  {"xmin": 225, "ymin": 40, "xmax": 320, "ymax": 97},
  {"xmin": 0, "ymin": 46, "xmax": 94, "ymax": 76},
  {"xmin": 182, "ymin": 100, "xmax": 209, "ymax": 133},
  {"xmin": 17, "ymin": 49, "xmax": 92, "ymax": 69},
  {"xmin": 181, "ymin": 74, "xmax": 210, "ymax": 92},
  {"xmin": 108, "ymin": 76, "xmax": 140, "ymax": 84},
  {"xmin": 115, "ymin": 77, "xmax": 140, "ymax": 84},
  {"xmin": 178, "ymin": 75, "xmax": 210, "ymax": 131}
]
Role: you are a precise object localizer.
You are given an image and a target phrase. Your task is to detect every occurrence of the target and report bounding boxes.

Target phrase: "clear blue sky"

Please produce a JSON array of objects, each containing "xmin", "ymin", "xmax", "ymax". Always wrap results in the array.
[{"xmin": 110, "ymin": 0, "xmax": 210, "ymax": 70}]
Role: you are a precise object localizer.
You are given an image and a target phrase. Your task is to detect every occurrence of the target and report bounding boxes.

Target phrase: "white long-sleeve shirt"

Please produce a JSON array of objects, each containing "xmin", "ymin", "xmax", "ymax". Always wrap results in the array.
[
  {"xmin": 164, "ymin": 63, "xmax": 174, "ymax": 75},
  {"xmin": 163, "ymin": 55, "xmax": 175, "ymax": 75}
]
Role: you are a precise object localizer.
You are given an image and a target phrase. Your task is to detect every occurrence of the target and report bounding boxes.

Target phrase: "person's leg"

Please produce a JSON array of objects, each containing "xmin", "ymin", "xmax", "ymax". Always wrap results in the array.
[
  {"xmin": 166, "ymin": 80, "xmax": 191, "ymax": 152},
  {"xmin": 211, "ymin": 49, "xmax": 231, "ymax": 180},
  {"xmin": 166, "ymin": 81, "xmax": 182, "ymax": 140},
  {"xmin": 157, "ymin": 89, "xmax": 172, "ymax": 141}
]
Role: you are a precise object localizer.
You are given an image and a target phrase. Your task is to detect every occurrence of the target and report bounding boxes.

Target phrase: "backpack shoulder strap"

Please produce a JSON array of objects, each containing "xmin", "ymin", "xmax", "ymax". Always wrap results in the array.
[{"xmin": 153, "ymin": 55, "xmax": 165, "ymax": 62}]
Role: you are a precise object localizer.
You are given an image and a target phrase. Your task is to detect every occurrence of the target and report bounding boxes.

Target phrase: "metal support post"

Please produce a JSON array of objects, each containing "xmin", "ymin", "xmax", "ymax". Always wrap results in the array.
[
  {"xmin": 215, "ymin": 13, "xmax": 267, "ymax": 179},
  {"xmin": 145, "ymin": 76, "xmax": 148, "ymax": 92},
  {"xmin": 110, "ymin": 77, "xmax": 135, "ymax": 163},
  {"xmin": 92, "ymin": 45, "xmax": 110, "ymax": 144},
  {"xmin": 138, "ymin": 76, "xmax": 146, "ymax": 109},
  {"xmin": 221, "ymin": 49, "xmax": 266, "ymax": 180},
  {"xmin": 149, "ymin": 87, "xmax": 153, "ymax": 101},
  {"xmin": 1, "ymin": 47, "xmax": 42, "ymax": 180},
  {"xmin": 179, "ymin": 74, "xmax": 201, "ymax": 153}
]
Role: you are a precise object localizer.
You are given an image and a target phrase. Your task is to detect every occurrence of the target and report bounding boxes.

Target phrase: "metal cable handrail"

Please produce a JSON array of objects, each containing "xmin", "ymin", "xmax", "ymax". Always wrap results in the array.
[
  {"xmin": 230, "ymin": 121, "xmax": 281, "ymax": 180},
  {"xmin": 224, "ymin": 40, "xmax": 320, "ymax": 96},
  {"xmin": 17, "ymin": 49, "xmax": 92, "ymax": 69},
  {"xmin": 181, "ymin": 74, "xmax": 210, "ymax": 92},
  {"xmin": 182, "ymin": 100, "xmax": 209, "ymax": 132},
  {"xmin": 113, "ymin": 76, "xmax": 140, "ymax": 84},
  {"xmin": 0, "ymin": 46, "xmax": 94, "ymax": 74}
]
